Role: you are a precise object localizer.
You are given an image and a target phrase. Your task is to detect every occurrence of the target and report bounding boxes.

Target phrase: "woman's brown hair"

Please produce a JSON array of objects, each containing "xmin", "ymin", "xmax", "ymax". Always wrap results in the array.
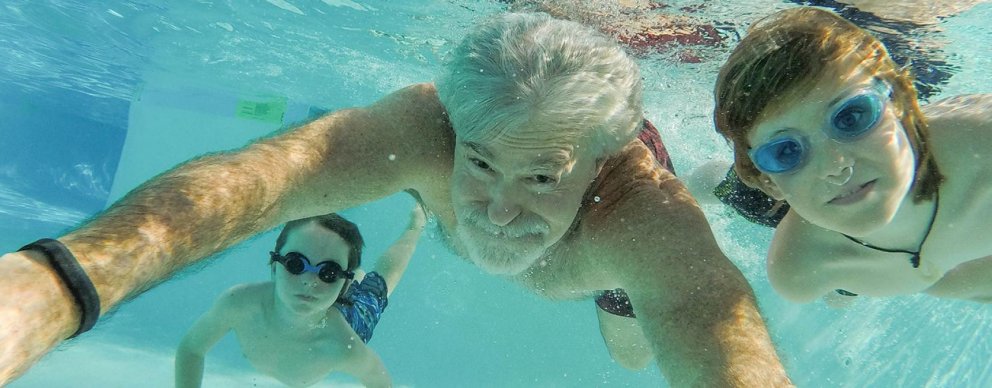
[{"xmin": 713, "ymin": 7, "xmax": 942, "ymax": 202}]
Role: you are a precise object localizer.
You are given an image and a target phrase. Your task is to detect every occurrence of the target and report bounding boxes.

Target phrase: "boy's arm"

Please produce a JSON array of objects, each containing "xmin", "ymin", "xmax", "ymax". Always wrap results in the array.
[
  {"xmin": 175, "ymin": 287, "xmax": 245, "ymax": 388},
  {"xmin": 350, "ymin": 345, "xmax": 392, "ymax": 388},
  {"xmin": 374, "ymin": 202, "xmax": 427, "ymax": 297}
]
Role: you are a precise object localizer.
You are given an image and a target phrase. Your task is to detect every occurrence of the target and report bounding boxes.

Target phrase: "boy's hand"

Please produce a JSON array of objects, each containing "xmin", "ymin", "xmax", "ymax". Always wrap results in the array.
[{"xmin": 408, "ymin": 203, "xmax": 427, "ymax": 231}]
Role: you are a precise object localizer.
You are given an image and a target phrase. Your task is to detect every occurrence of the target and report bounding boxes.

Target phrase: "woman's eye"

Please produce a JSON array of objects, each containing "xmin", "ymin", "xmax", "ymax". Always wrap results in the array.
[
  {"xmin": 834, "ymin": 106, "xmax": 865, "ymax": 130},
  {"xmin": 776, "ymin": 141, "xmax": 801, "ymax": 160},
  {"xmin": 829, "ymin": 93, "xmax": 882, "ymax": 139}
]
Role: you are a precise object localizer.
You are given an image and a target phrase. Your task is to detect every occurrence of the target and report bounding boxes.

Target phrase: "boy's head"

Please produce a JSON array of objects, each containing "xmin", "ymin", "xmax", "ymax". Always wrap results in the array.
[
  {"xmin": 713, "ymin": 7, "xmax": 940, "ymax": 202},
  {"xmin": 273, "ymin": 213, "xmax": 364, "ymax": 271},
  {"xmin": 270, "ymin": 213, "xmax": 365, "ymax": 310}
]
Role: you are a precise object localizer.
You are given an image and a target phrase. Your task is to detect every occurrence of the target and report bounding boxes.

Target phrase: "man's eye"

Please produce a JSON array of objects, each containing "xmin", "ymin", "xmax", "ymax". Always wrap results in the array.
[
  {"xmin": 530, "ymin": 175, "xmax": 557, "ymax": 185},
  {"xmin": 469, "ymin": 158, "xmax": 491, "ymax": 171}
]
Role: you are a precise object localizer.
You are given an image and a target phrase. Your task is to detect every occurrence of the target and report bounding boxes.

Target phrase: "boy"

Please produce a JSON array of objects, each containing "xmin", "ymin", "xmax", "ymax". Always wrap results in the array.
[{"xmin": 175, "ymin": 204, "xmax": 425, "ymax": 387}]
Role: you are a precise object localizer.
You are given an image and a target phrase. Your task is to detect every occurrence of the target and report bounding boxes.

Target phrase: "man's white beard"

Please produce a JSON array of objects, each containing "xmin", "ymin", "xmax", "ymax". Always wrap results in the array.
[{"xmin": 454, "ymin": 206, "xmax": 550, "ymax": 275}]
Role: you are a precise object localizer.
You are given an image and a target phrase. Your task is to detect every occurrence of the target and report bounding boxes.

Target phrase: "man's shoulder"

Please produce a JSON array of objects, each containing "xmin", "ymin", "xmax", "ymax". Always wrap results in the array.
[
  {"xmin": 369, "ymin": 82, "xmax": 454, "ymax": 155},
  {"xmin": 582, "ymin": 140, "xmax": 695, "ymax": 230},
  {"xmin": 571, "ymin": 141, "xmax": 723, "ymax": 270},
  {"xmin": 590, "ymin": 140, "xmax": 681, "ymax": 200},
  {"xmin": 372, "ymin": 83, "xmax": 446, "ymax": 122}
]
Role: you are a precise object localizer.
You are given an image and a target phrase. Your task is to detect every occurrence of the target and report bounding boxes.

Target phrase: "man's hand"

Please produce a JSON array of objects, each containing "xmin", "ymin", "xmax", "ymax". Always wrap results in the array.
[{"xmin": 0, "ymin": 250, "xmax": 80, "ymax": 384}]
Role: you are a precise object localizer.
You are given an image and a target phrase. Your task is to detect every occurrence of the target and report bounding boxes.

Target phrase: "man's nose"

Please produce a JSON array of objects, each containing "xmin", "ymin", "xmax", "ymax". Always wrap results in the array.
[{"xmin": 487, "ymin": 184, "xmax": 522, "ymax": 227}]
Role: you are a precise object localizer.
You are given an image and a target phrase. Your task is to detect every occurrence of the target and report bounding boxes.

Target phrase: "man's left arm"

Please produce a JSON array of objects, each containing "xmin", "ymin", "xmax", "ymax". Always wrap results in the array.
[{"xmin": 588, "ymin": 179, "xmax": 792, "ymax": 387}]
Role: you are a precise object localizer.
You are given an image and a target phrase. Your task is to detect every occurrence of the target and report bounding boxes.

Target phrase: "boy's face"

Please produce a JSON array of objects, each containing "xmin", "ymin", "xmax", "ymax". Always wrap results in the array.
[
  {"xmin": 745, "ymin": 63, "xmax": 916, "ymax": 236},
  {"xmin": 273, "ymin": 222, "xmax": 351, "ymax": 314}
]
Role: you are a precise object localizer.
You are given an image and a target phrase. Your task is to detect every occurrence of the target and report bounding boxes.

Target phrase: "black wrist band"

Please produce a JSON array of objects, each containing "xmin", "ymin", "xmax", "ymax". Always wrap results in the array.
[{"xmin": 19, "ymin": 238, "xmax": 100, "ymax": 338}]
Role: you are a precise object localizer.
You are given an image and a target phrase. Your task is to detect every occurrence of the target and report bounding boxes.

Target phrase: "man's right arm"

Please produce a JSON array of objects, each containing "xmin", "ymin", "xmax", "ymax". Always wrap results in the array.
[
  {"xmin": 0, "ymin": 83, "xmax": 452, "ymax": 383},
  {"xmin": 175, "ymin": 286, "xmax": 245, "ymax": 388},
  {"xmin": 580, "ymin": 163, "xmax": 792, "ymax": 386}
]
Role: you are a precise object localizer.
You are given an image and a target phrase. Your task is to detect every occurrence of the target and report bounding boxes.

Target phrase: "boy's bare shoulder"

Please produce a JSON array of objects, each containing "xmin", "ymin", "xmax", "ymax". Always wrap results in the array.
[{"xmin": 213, "ymin": 282, "xmax": 271, "ymax": 318}]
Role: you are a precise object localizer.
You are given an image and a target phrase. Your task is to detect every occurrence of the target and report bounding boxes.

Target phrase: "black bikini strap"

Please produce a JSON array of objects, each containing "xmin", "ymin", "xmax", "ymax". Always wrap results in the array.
[{"xmin": 841, "ymin": 190, "xmax": 939, "ymax": 269}]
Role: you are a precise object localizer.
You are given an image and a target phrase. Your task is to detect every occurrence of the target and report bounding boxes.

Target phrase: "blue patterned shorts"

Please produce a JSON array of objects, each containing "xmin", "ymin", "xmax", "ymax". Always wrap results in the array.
[{"xmin": 334, "ymin": 271, "xmax": 388, "ymax": 343}]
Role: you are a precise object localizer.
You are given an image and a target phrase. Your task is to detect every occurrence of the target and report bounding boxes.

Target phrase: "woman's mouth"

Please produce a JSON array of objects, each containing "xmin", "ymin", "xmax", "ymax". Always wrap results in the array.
[{"xmin": 829, "ymin": 179, "xmax": 877, "ymax": 205}]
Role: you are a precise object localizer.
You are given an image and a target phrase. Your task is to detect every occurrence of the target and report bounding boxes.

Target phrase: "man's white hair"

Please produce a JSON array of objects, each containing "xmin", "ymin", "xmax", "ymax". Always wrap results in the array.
[{"xmin": 436, "ymin": 12, "xmax": 643, "ymax": 157}]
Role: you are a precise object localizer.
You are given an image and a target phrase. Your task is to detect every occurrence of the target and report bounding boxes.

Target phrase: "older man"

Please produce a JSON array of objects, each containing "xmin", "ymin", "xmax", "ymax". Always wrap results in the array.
[{"xmin": 0, "ymin": 13, "xmax": 790, "ymax": 386}]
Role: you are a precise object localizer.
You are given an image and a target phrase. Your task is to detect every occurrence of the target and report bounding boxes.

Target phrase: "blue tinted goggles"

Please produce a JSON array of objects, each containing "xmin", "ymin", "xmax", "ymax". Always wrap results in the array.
[
  {"xmin": 749, "ymin": 83, "xmax": 891, "ymax": 174},
  {"xmin": 270, "ymin": 251, "xmax": 354, "ymax": 284}
]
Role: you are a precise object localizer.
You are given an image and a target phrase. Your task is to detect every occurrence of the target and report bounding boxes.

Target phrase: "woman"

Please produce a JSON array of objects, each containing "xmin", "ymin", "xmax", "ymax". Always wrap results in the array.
[{"xmin": 713, "ymin": 7, "xmax": 992, "ymax": 303}]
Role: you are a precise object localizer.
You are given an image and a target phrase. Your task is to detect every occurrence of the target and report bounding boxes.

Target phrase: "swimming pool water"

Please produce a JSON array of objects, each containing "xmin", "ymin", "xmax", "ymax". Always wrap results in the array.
[{"xmin": 2, "ymin": 1, "xmax": 991, "ymax": 386}]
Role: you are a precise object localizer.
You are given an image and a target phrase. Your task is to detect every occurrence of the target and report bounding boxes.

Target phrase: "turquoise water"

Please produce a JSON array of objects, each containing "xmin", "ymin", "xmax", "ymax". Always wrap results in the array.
[{"xmin": 2, "ymin": 1, "xmax": 991, "ymax": 386}]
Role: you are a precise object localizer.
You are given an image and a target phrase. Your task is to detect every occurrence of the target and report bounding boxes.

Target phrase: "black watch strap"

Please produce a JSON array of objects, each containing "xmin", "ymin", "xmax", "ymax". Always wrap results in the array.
[{"xmin": 19, "ymin": 238, "xmax": 100, "ymax": 337}]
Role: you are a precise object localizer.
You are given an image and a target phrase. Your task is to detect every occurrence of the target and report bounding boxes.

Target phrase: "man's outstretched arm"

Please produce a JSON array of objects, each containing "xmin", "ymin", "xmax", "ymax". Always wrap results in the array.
[
  {"xmin": 588, "ymin": 177, "xmax": 792, "ymax": 387},
  {"xmin": 0, "ymin": 83, "xmax": 451, "ymax": 383}
]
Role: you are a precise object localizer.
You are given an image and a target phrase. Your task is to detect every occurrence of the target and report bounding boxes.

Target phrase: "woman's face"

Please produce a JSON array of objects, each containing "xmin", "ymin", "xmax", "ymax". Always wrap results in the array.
[{"xmin": 746, "ymin": 66, "xmax": 916, "ymax": 236}]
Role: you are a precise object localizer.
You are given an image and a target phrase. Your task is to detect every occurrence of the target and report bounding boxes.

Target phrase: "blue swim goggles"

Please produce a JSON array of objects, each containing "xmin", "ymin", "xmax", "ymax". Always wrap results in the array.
[
  {"xmin": 748, "ymin": 82, "xmax": 891, "ymax": 174},
  {"xmin": 270, "ymin": 251, "xmax": 355, "ymax": 284}
]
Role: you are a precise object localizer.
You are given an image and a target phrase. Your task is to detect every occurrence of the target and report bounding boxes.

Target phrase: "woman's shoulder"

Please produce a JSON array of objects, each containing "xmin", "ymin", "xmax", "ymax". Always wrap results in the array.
[
  {"xmin": 924, "ymin": 94, "xmax": 992, "ymax": 181},
  {"xmin": 766, "ymin": 212, "xmax": 847, "ymax": 303},
  {"xmin": 924, "ymin": 94, "xmax": 992, "ymax": 134}
]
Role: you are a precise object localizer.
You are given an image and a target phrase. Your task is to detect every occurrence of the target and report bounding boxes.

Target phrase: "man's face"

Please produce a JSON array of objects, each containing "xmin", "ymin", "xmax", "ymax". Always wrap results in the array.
[
  {"xmin": 450, "ymin": 126, "xmax": 602, "ymax": 275},
  {"xmin": 273, "ymin": 223, "xmax": 351, "ymax": 314}
]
